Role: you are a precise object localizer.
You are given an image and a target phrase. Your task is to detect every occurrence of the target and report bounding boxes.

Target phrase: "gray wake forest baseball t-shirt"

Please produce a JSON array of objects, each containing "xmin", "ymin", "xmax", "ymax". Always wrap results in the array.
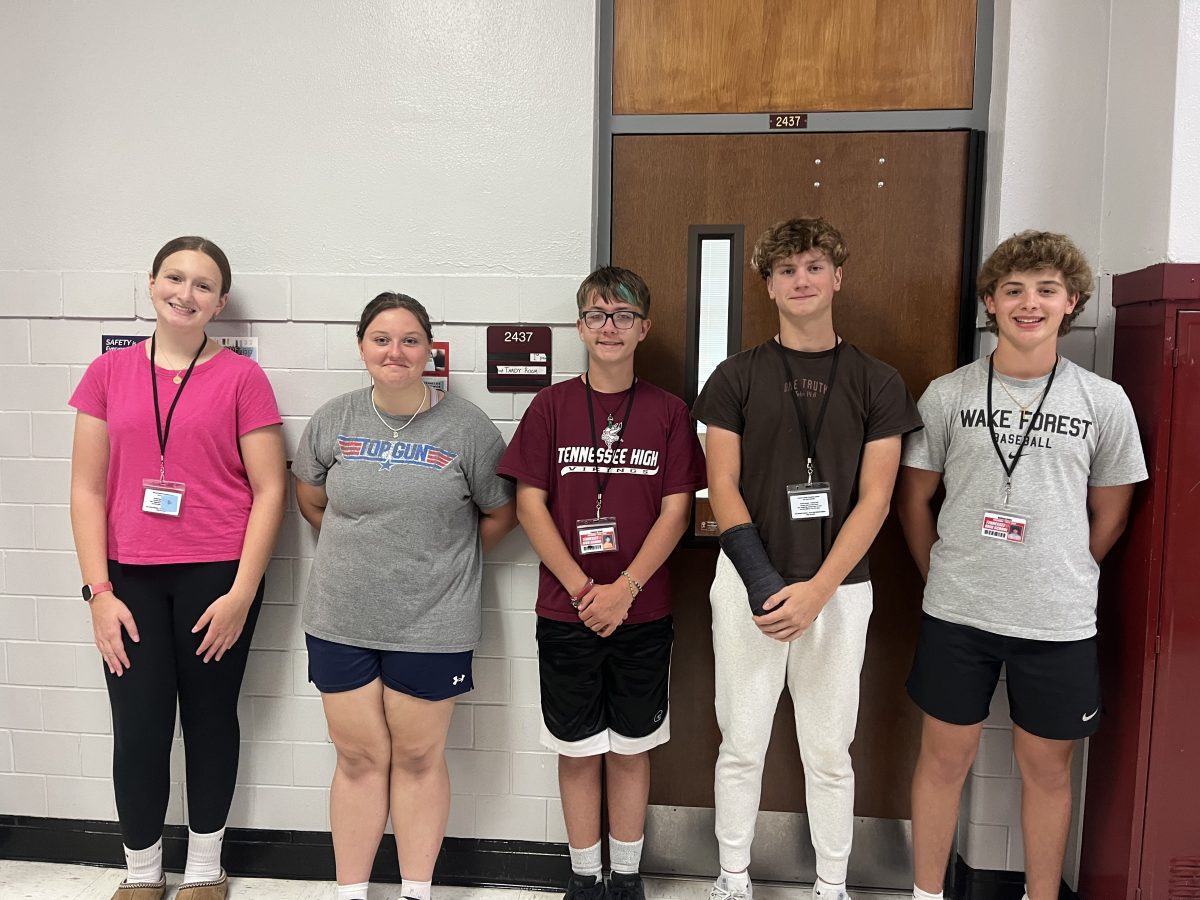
[
  {"xmin": 293, "ymin": 388, "xmax": 514, "ymax": 652},
  {"xmin": 902, "ymin": 357, "xmax": 1147, "ymax": 641}
]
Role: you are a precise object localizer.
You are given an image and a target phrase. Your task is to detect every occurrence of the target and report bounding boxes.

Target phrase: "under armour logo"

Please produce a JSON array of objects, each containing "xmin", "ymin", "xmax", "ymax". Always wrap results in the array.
[{"xmin": 452, "ymin": 674, "xmax": 466, "ymax": 686}]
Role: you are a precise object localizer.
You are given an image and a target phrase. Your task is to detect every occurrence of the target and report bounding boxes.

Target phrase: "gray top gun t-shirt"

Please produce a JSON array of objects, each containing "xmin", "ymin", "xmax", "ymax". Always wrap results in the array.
[
  {"xmin": 293, "ymin": 389, "xmax": 514, "ymax": 652},
  {"xmin": 902, "ymin": 357, "xmax": 1147, "ymax": 641}
]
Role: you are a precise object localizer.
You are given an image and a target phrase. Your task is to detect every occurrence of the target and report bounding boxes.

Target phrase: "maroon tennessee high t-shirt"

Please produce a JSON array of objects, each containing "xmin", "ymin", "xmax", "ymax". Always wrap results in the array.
[{"xmin": 498, "ymin": 376, "xmax": 707, "ymax": 623}]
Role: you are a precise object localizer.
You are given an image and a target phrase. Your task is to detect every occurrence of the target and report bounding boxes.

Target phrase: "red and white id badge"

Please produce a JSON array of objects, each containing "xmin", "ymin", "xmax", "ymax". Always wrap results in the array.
[
  {"xmin": 981, "ymin": 509, "xmax": 1028, "ymax": 544},
  {"xmin": 576, "ymin": 517, "xmax": 619, "ymax": 554},
  {"xmin": 142, "ymin": 479, "xmax": 186, "ymax": 516},
  {"xmin": 787, "ymin": 482, "xmax": 832, "ymax": 520}
]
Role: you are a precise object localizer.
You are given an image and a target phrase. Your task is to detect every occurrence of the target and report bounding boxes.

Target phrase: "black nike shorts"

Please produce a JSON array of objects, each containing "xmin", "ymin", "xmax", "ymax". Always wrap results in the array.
[
  {"xmin": 536, "ymin": 615, "xmax": 673, "ymax": 756},
  {"xmin": 906, "ymin": 612, "xmax": 1102, "ymax": 741}
]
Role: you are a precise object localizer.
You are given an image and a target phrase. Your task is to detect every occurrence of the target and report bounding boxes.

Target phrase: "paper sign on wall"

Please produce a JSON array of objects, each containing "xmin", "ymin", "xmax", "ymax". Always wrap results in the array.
[
  {"xmin": 217, "ymin": 336, "xmax": 258, "ymax": 361},
  {"xmin": 102, "ymin": 334, "xmax": 149, "ymax": 353}
]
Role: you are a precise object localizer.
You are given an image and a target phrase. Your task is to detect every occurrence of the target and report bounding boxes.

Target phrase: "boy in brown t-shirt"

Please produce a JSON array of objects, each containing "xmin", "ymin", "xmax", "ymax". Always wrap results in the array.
[{"xmin": 693, "ymin": 218, "xmax": 921, "ymax": 900}]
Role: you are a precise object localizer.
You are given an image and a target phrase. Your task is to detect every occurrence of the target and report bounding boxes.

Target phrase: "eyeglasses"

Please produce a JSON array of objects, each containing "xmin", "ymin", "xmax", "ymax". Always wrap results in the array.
[{"xmin": 579, "ymin": 309, "xmax": 646, "ymax": 330}]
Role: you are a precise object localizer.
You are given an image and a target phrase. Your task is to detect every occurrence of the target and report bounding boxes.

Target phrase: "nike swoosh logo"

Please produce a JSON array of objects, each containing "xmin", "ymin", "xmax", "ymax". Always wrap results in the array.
[{"xmin": 1082, "ymin": 708, "xmax": 1099, "ymax": 721}]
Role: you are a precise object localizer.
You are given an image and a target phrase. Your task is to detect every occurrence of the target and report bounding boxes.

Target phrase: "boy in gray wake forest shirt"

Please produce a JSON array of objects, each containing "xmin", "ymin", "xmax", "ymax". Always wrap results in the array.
[
  {"xmin": 897, "ymin": 231, "xmax": 1147, "ymax": 900},
  {"xmin": 906, "ymin": 356, "xmax": 1145, "ymax": 641}
]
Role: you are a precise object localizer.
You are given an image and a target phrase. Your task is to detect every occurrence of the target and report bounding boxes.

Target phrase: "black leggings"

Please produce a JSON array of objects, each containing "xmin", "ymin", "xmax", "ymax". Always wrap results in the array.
[{"xmin": 105, "ymin": 560, "xmax": 264, "ymax": 850}]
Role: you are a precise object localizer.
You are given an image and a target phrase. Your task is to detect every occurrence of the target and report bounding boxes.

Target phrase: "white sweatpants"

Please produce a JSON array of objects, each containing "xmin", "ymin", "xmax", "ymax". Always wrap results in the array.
[{"xmin": 711, "ymin": 551, "xmax": 873, "ymax": 880}]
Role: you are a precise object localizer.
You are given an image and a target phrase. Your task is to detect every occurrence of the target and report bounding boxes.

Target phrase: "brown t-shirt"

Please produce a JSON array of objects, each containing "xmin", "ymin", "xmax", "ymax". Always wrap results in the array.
[{"xmin": 693, "ymin": 339, "xmax": 922, "ymax": 583}]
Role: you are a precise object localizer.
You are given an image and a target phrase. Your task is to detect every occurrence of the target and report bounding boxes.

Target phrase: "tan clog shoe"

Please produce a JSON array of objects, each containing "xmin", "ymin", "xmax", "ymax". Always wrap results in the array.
[
  {"xmin": 110, "ymin": 875, "xmax": 166, "ymax": 900},
  {"xmin": 175, "ymin": 871, "xmax": 228, "ymax": 900}
]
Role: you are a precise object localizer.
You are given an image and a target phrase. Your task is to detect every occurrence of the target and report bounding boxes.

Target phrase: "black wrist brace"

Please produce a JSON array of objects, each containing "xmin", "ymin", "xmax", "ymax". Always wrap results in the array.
[{"xmin": 719, "ymin": 523, "xmax": 786, "ymax": 616}]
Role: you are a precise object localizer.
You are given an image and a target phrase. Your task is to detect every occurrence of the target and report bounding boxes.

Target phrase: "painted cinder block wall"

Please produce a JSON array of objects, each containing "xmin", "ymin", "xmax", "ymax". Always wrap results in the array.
[{"xmin": 0, "ymin": 0, "xmax": 596, "ymax": 846}]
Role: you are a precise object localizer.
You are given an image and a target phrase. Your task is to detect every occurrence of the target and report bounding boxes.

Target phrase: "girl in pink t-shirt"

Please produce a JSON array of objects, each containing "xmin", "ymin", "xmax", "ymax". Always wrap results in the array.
[{"xmin": 69, "ymin": 236, "xmax": 286, "ymax": 900}]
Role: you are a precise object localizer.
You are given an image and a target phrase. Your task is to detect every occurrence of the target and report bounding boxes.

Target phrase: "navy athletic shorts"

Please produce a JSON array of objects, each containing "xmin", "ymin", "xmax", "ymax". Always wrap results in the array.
[{"xmin": 305, "ymin": 633, "xmax": 473, "ymax": 701}]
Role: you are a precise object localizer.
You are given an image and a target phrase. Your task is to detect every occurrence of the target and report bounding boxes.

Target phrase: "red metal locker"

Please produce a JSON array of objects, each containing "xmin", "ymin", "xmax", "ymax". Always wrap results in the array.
[{"xmin": 1079, "ymin": 264, "xmax": 1200, "ymax": 900}]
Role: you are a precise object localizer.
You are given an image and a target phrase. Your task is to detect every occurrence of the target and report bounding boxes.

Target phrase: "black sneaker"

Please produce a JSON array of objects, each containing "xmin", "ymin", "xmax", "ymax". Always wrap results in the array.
[
  {"xmin": 608, "ymin": 872, "xmax": 646, "ymax": 900},
  {"xmin": 564, "ymin": 873, "xmax": 607, "ymax": 900}
]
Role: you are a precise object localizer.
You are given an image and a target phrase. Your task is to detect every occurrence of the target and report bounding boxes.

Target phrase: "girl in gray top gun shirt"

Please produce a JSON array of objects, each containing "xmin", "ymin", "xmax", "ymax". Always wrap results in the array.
[{"xmin": 293, "ymin": 293, "xmax": 516, "ymax": 900}]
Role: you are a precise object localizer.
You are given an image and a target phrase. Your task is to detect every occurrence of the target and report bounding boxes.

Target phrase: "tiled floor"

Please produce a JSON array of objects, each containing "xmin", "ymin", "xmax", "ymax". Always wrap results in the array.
[{"xmin": 0, "ymin": 860, "xmax": 911, "ymax": 900}]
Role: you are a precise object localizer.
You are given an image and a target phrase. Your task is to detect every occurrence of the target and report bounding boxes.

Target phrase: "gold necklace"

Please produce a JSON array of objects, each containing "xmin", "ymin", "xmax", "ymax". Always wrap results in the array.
[
  {"xmin": 158, "ymin": 342, "xmax": 206, "ymax": 384},
  {"xmin": 995, "ymin": 375, "xmax": 1047, "ymax": 413},
  {"xmin": 372, "ymin": 384, "xmax": 429, "ymax": 438}
]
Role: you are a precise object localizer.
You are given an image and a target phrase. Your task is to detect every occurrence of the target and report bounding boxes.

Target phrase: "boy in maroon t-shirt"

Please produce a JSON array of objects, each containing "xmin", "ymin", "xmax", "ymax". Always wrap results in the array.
[{"xmin": 498, "ymin": 267, "xmax": 707, "ymax": 900}]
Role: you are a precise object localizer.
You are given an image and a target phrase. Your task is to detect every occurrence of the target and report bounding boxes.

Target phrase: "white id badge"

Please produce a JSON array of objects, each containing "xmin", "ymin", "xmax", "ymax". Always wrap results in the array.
[
  {"xmin": 787, "ymin": 482, "xmax": 832, "ymax": 520},
  {"xmin": 981, "ymin": 509, "xmax": 1029, "ymax": 544},
  {"xmin": 576, "ymin": 517, "xmax": 619, "ymax": 554},
  {"xmin": 142, "ymin": 479, "xmax": 186, "ymax": 516}
]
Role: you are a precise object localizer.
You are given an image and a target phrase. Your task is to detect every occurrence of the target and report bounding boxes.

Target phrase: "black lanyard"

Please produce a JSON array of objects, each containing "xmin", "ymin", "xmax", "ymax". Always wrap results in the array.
[
  {"xmin": 584, "ymin": 372, "xmax": 637, "ymax": 518},
  {"xmin": 150, "ymin": 331, "xmax": 207, "ymax": 482},
  {"xmin": 986, "ymin": 353, "xmax": 1058, "ymax": 505},
  {"xmin": 772, "ymin": 337, "xmax": 843, "ymax": 484}
]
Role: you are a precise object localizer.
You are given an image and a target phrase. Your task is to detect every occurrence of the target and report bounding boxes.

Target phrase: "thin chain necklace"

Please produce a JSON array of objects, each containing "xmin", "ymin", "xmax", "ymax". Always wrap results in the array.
[
  {"xmin": 994, "ymin": 359, "xmax": 1057, "ymax": 413},
  {"xmin": 371, "ymin": 383, "xmax": 429, "ymax": 438},
  {"xmin": 584, "ymin": 371, "xmax": 633, "ymax": 427},
  {"xmin": 157, "ymin": 337, "xmax": 208, "ymax": 384}
]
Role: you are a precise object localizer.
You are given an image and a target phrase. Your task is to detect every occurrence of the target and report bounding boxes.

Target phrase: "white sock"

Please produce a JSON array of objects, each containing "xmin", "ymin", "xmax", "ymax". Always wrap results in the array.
[
  {"xmin": 609, "ymin": 834, "xmax": 644, "ymax": 875},
  {"xmin": 914, "ymin": 887, "xmax": 943, "ymax": 900},
  {"xmin": 401, "ymin": 878, "xmax": 432, "ymax": 900},
  {"xmin": 720, "ymin": 868, "xmax": 751, "ymax": 890},
  {"xmin": 182, "ymin": 826, "xmax": 224, "ymax": 884},
  {"xmin": 123, "ymin": 839, "xmax": 163, "ymax": 883},
  {"xmin": 336, "ymin": 882, "xmax": 370, "ymax": 900},
  {"xmin": 814, "ymin": 878, "xmax": 847, "ymax": 897},
  {"xmin": 569, "ymin": 840, "xmax": 603, "ymax": 881}
]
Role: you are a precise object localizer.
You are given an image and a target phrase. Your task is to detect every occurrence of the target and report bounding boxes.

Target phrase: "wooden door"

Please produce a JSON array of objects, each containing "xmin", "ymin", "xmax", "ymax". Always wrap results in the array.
[{"xmin": 612, "ymin": 132, "xmax": 971, "ymax": 819}]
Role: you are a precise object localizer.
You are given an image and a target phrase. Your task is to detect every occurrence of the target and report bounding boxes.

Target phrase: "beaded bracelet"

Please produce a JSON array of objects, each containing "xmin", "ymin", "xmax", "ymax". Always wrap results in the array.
[
  {"xmin": 570, "ymin": 577, "xmax": 594, "ymax": 609},
  {"xmin": 619, "ymin": 570, "xmax": 643, "ymax": 598}
]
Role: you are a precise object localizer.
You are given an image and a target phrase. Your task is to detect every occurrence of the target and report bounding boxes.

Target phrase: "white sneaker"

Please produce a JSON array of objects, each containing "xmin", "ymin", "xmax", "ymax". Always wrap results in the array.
[
  {"xmin": 711, "ymin": 877, "xmax": 754, "ymax": 900},
  {"xmin": 812, "ymin": 884, "xmax": 850, "ymax": 900}
]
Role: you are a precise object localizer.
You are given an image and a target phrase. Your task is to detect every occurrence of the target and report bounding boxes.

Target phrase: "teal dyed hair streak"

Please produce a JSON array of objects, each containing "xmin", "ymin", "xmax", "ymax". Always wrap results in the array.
[{"xmin": 575, "ymin": 266, "xmax": 651, "ymax": 315}]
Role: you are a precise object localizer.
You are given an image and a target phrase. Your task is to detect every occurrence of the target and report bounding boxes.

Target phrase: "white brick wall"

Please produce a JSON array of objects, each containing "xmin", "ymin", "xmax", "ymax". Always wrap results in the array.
[{"xmin": 0, "ymin": 284, "xmax": 590, "ymax": 843}]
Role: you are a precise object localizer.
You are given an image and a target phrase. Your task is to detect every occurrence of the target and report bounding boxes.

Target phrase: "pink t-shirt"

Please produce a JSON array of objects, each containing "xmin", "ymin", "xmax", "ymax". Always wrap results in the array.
[{"xmin": 70, "ymin": 343, "xmax": 282, "ymax": 565}]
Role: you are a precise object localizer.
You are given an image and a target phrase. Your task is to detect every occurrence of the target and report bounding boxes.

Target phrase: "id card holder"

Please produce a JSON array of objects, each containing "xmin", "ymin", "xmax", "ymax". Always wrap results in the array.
[
  {"xmin": 787, "ymin": 482, "xmax": 832, "ymax": 520},
  {"xmin": 981, "ymin": 508, "xmax": 1029, "ymax": 544},
  {"xmin": 142, "ymin": 479, "xmax": 186, "ymax": 516},
  {"xmin": 576, "ymin": 517, "xmax": 619, "ymax": 554}
]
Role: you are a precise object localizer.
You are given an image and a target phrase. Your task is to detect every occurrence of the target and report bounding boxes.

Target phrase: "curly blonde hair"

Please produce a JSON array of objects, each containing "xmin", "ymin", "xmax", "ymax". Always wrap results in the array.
[
  {"xmin": 750, "ymin": 218, "xmax": 848, "ymax": 280},
  {"xmin": 978, "ymin": 231, "xmax": 1093, "ymax": 335}
]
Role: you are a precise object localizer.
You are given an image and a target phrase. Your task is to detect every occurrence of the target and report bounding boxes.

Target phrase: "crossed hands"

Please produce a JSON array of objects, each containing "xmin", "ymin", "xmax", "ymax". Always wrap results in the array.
[
  {"xmin": 753, "ymin": 580, "xmax": 830, "ymax": 642},
  {"xmin": 576, "ymin": 581, "xmax": 634, "ymax": 638}
]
